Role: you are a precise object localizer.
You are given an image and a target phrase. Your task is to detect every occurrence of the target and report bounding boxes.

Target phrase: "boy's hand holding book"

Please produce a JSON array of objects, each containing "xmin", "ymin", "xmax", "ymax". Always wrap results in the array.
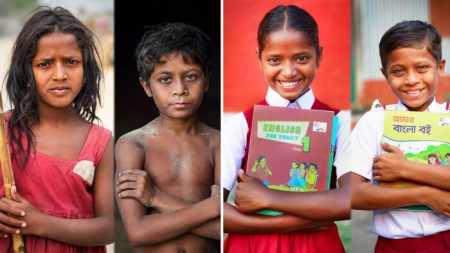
[
  {"xmin": 373, "ymin": 142, "xmax": 409, "ymax": 182},
  {"xmin": 234, "ymin": 169, "xmax": 270, "ymax": 214}
]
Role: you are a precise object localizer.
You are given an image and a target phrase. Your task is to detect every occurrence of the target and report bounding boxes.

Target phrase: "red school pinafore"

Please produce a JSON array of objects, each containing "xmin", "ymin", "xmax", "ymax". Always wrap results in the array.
[
  {"xmin": 224, "ymin": 99, "xmax": 345, "ymax": 253},
  {"xmin": 0, "ymin": 123, "xmax": 111, "ymax": 253}
]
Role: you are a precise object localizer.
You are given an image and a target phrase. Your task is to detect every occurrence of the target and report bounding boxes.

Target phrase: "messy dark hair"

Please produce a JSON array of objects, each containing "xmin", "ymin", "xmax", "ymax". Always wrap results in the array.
[
  {"xmin": 4, "ymin": 6, "xmax": 102, "ymax": 169},
  {"xmin": 135, "ymin": 22, "xmax": 212, "ymax": 84}
]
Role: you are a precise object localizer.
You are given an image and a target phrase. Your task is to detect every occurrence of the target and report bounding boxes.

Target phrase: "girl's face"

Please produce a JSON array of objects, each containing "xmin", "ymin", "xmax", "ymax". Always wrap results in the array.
[
  {"xmin": 32, "ymin": 32, "xmax": 84, "ymax": 110},
  {"xmin": 382, "ymin": 46, "xmax": 445, "ymax": 112},
  {"xmin": 259, "ymin": 29, "xmax": 320, "ymax": 101}
]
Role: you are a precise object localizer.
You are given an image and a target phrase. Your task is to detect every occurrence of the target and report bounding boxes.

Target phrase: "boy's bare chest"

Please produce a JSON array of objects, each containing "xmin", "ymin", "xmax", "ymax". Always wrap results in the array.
[{"xmin": 143, "ymin": 136, "xmax": 215, "ymax": 198}]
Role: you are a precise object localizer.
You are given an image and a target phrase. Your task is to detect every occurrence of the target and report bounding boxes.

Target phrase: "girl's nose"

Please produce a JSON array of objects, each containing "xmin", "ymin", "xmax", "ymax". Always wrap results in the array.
[
  {"xmin": 53, "ymin": 63, "xmax": 67, "ymax": 81},
  {"xmin": 282, "ymin": 63, "xmax": 298, "ymax": 78}
]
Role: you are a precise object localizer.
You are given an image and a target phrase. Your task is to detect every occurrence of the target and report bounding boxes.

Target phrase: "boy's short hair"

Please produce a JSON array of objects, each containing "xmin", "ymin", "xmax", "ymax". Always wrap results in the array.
[
  {"xmin": 379, "ymin": 20, "xmax": 442, "ymax": 70},
  {"xmin": 135, "ymin": 23, "xmax": 212, "ymax": 83}
]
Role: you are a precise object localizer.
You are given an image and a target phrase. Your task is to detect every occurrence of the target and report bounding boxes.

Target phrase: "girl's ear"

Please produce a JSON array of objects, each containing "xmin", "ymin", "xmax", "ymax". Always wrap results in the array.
[
  {"xmin": 256, "ymin": 48, "xmax": 263, "ymax": 70},
  {"xmin": 139, "ymin": 77, "xmax": 153, "ymax": 97},
  {"xmin": 316, "ymin": 46, "xmax": 323, "ymax": 67}
]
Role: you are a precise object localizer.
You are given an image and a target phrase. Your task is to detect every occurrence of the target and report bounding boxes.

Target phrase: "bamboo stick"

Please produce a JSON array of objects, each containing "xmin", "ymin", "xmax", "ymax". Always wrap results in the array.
[{"xmin": 0, "ymin": 95, "xmax": 25, "ymax": 253}]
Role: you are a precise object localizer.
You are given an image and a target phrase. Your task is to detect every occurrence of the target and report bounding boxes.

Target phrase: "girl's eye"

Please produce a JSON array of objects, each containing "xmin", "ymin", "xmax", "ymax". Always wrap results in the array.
[
  {"xmin": 36, "ymin": 62, "xmax": 50, "ymax": 68},
  {"xmin": 158, "ymin": 76, "xmax": 172, "ymax": 84},
  {"xmin": 268, "ymin": 57, "xmax": 280, "ymax": 64},
  {"xmin": 184, "ymin": 74, "xmax": 198, "ymax": 81},
  {"xmin": 66, "ymin": 59, "xmax": 80, "ymax": 65},
  {"xmin": 295, "ymin": 56, "xmax": 308, "ymax": 62}
]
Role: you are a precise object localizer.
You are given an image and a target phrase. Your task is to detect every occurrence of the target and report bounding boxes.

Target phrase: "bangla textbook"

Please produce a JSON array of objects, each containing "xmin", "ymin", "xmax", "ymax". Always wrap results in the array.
[
  {"xmin": 381, "ymin": 110, "xmax": 450, "ymax": 211},
  {"xmin": 246, "ymin": 105, "xmax": 338, "ymax": 216}
]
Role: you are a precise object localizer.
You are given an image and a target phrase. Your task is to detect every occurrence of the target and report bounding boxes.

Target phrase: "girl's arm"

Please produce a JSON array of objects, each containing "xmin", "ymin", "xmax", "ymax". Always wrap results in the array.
[
  {"xmin": 234, "ymin": 171, "xmax": 350, "ymax": 221},
  {"xmin": 352, "ymin": 172, "xmax": 450, "ymax": 216},
  {"xmin": 11, "ymin": 137, "xmax": 115, "ymax": 246},
  {"xmin": 115, "ymin": 136, "xmax": 219, "ymax": 247},
  {"xmin": 373, "ymin": 143, "xmax": 450, "ymax": 191},
  {"xmin": 224, "ymin": 189, "xmax": 333, "ymax": 234}
]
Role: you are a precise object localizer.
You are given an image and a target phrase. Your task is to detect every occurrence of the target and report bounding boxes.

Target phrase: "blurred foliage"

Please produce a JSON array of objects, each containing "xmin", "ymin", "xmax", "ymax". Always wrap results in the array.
[{"xmin": 0, "ymin": 0, "xmax": 38, "ymax": 16}]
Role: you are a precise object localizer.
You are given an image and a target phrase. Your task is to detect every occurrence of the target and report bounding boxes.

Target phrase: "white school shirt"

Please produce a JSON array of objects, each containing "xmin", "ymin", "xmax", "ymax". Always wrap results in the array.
[
  {"xmin": 346, "ymin": 98, "xmax": 450, "ymax": 239},
  {"xmin": 222, "ymin": 87, "xmax": 350, "ymax": 191}
]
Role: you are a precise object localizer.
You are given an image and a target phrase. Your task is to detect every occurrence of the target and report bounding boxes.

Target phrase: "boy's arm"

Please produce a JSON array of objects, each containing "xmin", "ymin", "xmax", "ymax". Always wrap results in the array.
[
  {"xmin": 373, "ymin": 143, "xmax": 450, "ymax": 191},
  {"xmin": 224, "ymin": 189, "xmax": 334, "ymax": 234},
  {"xmin": 115, "ymin": 136, "xmax": 219, "ymax": 247},
  {"xmin": 234, "ymin": 171, "xmax": 351, "ymax": 221},
  {"xmin": 352, "ymin": 172, "xmax": 450, "ymax": 217}
]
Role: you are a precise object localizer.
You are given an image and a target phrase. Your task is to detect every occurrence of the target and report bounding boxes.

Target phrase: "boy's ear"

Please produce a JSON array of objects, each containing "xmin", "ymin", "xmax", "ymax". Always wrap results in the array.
[
  {"xmin": 204, "ymin": 77, "xmax": 209, "ymax": 92},
  {"xmin": 438, "ymin": 59, "xmax": 446, "ymax": 76},
  {"xmin": 139, "ymin": 77, "xmax": 153, "ymax": 97},
  {"xmin": 380, "ymin": 68, "xmax": 388, "ymax": 79}
]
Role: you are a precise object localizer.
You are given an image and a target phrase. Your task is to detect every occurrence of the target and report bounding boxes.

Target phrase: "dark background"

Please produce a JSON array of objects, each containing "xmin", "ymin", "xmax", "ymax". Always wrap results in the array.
[{"xmin": 114, "ymin": 0, "xmax": 220, "ymax": 251}]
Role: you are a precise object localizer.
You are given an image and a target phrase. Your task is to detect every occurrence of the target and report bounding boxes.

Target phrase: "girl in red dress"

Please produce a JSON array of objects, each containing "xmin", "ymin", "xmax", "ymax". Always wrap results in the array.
[{"xmin": 0, "ymin": 6, "xmax": 114, "ymax": 252}]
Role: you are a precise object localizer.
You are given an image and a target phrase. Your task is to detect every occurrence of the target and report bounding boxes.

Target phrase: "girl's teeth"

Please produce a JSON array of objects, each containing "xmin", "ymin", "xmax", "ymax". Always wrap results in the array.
[{"xmin": 280, "ymin": 81, "xmax": 297, "ymax": 87}]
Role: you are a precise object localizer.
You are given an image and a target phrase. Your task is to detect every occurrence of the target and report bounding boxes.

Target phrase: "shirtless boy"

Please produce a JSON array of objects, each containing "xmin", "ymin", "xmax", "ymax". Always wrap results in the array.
[{"xmin": 115, "ymin": 23, "xmax": 220, "ymax": 253}]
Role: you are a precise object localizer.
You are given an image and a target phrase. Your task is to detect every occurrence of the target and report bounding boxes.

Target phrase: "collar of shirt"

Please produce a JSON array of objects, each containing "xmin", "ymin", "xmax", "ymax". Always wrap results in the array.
[
  {"xmin": 265, "ymin": 86, "xmax": 315, "ymax": 109},
  {"xmin": 394, "ymin": 97, "xmax": 444, "ymax": 112}
]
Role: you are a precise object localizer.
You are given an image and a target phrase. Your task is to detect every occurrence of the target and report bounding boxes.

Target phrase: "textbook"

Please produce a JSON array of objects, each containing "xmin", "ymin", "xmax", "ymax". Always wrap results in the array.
[
  {"xmin": 381, "ymin": 110, "xmax": 450, "ymax": 211},
  {"xmin": 246, "ymin": 105, "xmax": 338, "ymax": 216}
]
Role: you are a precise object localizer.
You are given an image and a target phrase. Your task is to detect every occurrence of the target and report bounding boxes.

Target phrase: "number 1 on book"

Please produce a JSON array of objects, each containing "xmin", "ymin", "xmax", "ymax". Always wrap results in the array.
[{"xmin": 302, "ymin": 136, "xmax": 310, "ymax": 152}]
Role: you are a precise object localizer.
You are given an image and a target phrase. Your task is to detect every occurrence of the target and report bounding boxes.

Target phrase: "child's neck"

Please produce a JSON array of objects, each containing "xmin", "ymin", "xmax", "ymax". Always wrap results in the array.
[
  {"xmin": 156, "ymin": 114, "xmax": 199, "ymax": 135},
  {"xmin": 37, "ymin": 105, "xmax": 80, "ymax": 125}
]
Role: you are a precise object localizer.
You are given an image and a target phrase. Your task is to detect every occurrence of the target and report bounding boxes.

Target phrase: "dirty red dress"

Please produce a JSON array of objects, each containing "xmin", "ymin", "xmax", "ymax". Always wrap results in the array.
[{"xmin": 0, "ymin": 123, "xmax": 111, "ymax": 253}]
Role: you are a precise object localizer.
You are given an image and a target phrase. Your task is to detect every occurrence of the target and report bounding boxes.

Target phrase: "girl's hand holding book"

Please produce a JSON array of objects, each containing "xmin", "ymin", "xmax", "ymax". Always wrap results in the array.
[
  {"xmin": 373, "ymin": 142, "xmax": 408, "ymax": 182},
  {"xmin": 235, "ymin": 169, "xmax": 270, "ymax": 213}
]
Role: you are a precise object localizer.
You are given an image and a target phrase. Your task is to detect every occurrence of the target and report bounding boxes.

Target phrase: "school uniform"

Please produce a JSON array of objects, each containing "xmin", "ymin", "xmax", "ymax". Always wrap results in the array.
[
  {"xmin": 343, "ymin": 99, "xmax": 450, "ymax": 253},
  {"xmin": 223, "ymin": 87, "xmax": 350, "ymax": 253}
]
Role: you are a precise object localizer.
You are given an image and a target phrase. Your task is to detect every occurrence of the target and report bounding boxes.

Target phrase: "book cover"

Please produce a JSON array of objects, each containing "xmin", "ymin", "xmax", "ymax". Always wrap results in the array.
[
  {"xmin": 246, "ymin": 105, "xmax": 337, "ymax": 215},
  {"xmin": 381, "ymin": 110, "xmax": 450, "ymax": 211}
]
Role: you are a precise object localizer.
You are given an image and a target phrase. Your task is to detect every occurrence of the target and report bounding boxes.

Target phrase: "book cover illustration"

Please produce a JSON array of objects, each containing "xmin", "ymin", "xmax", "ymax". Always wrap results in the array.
[
  {"xmin": 381, "ymin": 110, "xmax": 450, "ymax": 211},
  {"xmin": 246, "ymin": 105, "xmax": 338, "ymax": 215}
]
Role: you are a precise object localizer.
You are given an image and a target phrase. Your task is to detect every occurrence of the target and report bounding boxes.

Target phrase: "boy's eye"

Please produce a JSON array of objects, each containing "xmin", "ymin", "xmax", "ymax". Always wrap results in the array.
[
  {"xmin": 158, "ymin": 76, "xmax": 172, "ymax": 84},
  {"xmin": 416, "ymin": 65, "xmax": 429, "ymax": 72},
  {"xmin": 184, "ymin": 74, "xmax": 198, "ymax": 81},
  {"xmin": 390, "ymin": 68, "xmax": 404, "ymax": 75}
]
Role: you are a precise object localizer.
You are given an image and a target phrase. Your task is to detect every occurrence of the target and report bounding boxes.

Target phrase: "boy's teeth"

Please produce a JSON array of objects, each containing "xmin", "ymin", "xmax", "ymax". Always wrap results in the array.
[{"xmin": 406, "ymin": 90, "xmax": 421, "ymax": 94}]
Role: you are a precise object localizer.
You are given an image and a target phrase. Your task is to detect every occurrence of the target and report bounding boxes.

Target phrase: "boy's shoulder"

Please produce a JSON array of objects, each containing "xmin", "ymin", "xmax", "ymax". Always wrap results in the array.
[
  {"xmin": 198, "ymin": 121, "xmax": 220, "ymax": 144},
  {"xmin": 116, "ymin": 120, "xmax": 160, "ymax": 149}
]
